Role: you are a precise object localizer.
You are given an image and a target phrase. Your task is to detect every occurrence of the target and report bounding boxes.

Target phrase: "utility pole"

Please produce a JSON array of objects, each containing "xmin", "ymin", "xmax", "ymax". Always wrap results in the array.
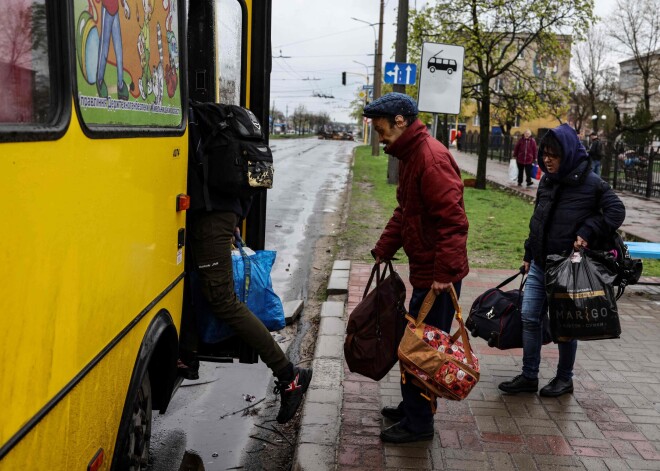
[
  {"xmin": 392, "ymin": 0, "xmax": 408, "ymax": 95},
  {"xmin": 388, "ymin": 0, "xmax": 409, "ymax": 182},
  {"xmin": 371, "ymin": 0, "xmax": 385, "ymax": 156},
  {"xmin": 270, "ymin": 101, "xmax": 275, "ymax": 134}
]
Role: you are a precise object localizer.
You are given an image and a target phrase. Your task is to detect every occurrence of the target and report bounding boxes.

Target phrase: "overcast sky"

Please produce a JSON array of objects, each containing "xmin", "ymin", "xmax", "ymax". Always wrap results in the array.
[{"xmin": 270, "ymin": 0, "xmax": 619, "ymax": 123}]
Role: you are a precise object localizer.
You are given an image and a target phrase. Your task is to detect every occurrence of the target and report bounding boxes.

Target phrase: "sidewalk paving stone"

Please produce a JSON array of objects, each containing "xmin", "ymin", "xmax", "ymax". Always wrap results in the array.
[{"xmin": 333, "ymin": 263, "xmax": 660, "ymax": 470}]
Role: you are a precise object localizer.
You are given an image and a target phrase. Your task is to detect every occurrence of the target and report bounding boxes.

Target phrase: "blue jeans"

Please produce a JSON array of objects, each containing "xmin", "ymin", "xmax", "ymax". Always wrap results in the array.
[
  {"xmin": 522, "ymin": 261, "xmax": 577, "ymax": 381},
  {"xmin": 592, "ymin": 160, "xmax": 601, "ymax": 176},
  {"xmin": 398, "ymin": 282, "xmax": 461, "ymax": 433},
  {"xmin": 97, "ymin": 7, "xmax": 124, "ymax": 88}
]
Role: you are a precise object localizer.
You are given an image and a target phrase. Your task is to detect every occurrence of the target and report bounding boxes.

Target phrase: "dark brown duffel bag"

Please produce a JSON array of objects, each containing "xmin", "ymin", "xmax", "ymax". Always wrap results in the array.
[{"xmin": 344, "ymin": 261, "xmax": 407, "ymax": 381}]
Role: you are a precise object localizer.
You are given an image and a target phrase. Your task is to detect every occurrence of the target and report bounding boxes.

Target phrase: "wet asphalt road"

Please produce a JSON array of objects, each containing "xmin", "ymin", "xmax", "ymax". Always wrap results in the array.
[{"xmin": 148, "ymin": 138, "xmax": 355, "ymax": 471}]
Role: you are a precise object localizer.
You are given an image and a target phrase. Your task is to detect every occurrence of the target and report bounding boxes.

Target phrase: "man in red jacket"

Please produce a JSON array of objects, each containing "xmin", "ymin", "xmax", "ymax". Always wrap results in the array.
[{"xmin": 364, "ymin": 93, "xmax": 469, "ymax": 443}]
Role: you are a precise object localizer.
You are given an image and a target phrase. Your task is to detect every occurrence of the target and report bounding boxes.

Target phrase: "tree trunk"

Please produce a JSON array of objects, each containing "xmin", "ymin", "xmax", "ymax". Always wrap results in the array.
[{"xmin": 476, "ymin": 86, "xmax": 490, "ymax": 190}]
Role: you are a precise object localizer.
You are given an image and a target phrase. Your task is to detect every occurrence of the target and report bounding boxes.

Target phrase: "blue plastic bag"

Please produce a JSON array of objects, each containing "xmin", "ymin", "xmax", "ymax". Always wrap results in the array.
[{"xmin": 194, "ymin": 240, "xmax": 286, "ymax": 344}]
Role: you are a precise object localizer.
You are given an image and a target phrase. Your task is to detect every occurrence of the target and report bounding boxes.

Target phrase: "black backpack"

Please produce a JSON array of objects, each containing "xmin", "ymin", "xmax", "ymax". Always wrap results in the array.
[{"xmin": 189, "ymin": 101, "xmax": 274, "ymax": 207}]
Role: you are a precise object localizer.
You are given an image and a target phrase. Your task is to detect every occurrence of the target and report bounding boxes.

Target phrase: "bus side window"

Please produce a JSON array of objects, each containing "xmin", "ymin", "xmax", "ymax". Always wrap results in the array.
[{"xmin": 0, "ymin": 1, "xmax": 52, "ymax": 125}]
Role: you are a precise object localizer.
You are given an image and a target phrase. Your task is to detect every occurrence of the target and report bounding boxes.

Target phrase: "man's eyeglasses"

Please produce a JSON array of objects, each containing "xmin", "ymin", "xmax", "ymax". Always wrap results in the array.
[{"xmin": 542, "ymin": 151, "xmax": 560, "ymax": 160}]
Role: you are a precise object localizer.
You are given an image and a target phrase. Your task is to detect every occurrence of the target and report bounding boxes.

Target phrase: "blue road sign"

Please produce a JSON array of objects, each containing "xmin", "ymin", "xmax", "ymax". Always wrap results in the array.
[{"xmin": 384, "ymin": 62, "xmax": 417, "ymax": 85}]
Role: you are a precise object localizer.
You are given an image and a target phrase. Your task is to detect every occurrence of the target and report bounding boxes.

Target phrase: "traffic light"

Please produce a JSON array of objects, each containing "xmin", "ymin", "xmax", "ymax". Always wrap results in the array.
[{"xmin": 342, "ymin": 72, "xmax": 346, "ymax": 85}]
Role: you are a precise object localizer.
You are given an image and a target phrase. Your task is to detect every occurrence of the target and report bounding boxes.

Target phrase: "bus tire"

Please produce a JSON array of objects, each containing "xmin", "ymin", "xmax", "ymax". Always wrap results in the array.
[
  {"xmin": 429, "ymin": 66, "xmax": 436, "ymax": 73},
  {"xmin": 117, "ymin": 372, "xmax": 152, "ymax": 470},
  {"xmin": 447, "ymin": 68, "xmax": 453, "ymax": 75}
]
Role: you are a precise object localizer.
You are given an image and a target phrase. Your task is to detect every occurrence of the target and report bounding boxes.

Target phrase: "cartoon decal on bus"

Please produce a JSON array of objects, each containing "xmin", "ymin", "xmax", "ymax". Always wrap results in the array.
[
  {"xmin": 75, "ymin": 0, "xmax": 181, "ymax": 127},
  {"xmin": 427, "ymin": 50, "xmax": 457, "ymax": 75}
]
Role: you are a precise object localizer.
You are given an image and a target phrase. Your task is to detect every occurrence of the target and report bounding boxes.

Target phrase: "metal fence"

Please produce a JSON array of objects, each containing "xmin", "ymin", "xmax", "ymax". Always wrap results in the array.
[
  {"xmin": 606, "ymin": 140, "xmax": 660, "ymax": 198},
  {"xmin": 462, "ymin": 131, "xmax": 519, "ymax": 163},
  {"xmin": 461, "ymin": 131, "xmax": 660, "ymax": 199}
]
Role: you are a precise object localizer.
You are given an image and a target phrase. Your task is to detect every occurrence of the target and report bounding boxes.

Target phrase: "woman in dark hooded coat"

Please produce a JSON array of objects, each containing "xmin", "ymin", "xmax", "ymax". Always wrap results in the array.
[{"xmin": 498, "ymin": 123, "xmax": 625, "ymax": 397}]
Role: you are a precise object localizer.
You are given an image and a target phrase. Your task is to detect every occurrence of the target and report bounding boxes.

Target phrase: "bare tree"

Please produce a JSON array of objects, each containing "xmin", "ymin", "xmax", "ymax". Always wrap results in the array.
[
  {"xmin": 572, "ymin": 26, "xmax": 618, "ymax": 132},
  {"xmin": 608, "ymin": 0, "xmax": 660, "ymax": 115},
  {"xmin": 0, "ymin": 0, "xmax": 46, "ymax": 69}
]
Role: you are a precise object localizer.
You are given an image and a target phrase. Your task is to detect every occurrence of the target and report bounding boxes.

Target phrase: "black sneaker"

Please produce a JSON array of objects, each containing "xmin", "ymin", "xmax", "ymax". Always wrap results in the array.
[
  {"xmin": 380, "ymin": 423, "xmax": 434, "ymax": 443},
  {"xmin": 498, "ymin": 374, "xmax": 538, "ymax": 394},
  {"xmin": 177, "ymin": 358, "xmax": 199, "ymax": 380},
  {"xmin": 540, "ymin": 377, "xmax": 573, "ymax": 397},
  {"xmin": 526, "ymin": 181, "xmax": 534, "ymax": 187},
  {"xmin": 274, "ymin": 367, "xmax": 313, "ymax": 424}
]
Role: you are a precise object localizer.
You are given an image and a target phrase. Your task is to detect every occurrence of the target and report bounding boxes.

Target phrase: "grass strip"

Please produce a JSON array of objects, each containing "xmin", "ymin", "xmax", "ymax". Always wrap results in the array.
[{"xmin": 344, "ymin": 145, "xmax": 659, "ymax": 276}]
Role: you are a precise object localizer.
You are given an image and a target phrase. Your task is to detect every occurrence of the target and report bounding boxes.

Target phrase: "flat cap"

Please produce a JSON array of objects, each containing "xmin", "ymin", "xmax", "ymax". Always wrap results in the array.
[{"xmin": 363, "ymin": 92, "xmax": 418, "ymax": 118}]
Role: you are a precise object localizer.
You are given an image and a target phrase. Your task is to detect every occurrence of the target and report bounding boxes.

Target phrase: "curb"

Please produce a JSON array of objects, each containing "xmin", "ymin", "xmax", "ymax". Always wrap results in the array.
[{"xmin": 292, "ymin": 262, "xmax": 350, "ymax": 471}]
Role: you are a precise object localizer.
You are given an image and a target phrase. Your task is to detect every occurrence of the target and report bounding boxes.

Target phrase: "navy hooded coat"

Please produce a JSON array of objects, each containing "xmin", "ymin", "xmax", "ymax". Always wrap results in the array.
[{"xmin": 524, "ymin": 124, "xmax": 625, "ymax": 266}]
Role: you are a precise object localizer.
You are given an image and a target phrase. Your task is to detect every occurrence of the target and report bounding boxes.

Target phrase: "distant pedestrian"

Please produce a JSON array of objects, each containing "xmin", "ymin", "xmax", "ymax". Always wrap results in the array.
[
  {"xmin": 363, "ymin": 92, "xmax": 469, "ymax": 444},
  {"xmin": 513, "ymin": 129, "xmax": 537, "ymax": 187},
  {"xmin": 456, "ymin": 129, "xmax": 462, "ymax": 151},
  {"xmin": 498, "ymin": 123, "xmax": 625, "ymax": 398},
  {"xmin": 588, "ymin": 131, "xmax": 603, "ymax": 176}
]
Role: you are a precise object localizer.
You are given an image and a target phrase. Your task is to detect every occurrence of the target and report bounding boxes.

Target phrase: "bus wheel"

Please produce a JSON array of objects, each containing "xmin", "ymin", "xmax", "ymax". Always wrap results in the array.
[
  {"xmin": 447, "ymin": 68, "xmax": 453, "ymax": 75},
  {"xmin": 119, "ymin": 373, "xmax": 152, "ymax": 470},
  {"xmin": 429, "ymin": 66, "xmax": 436, "ymax": 73}
]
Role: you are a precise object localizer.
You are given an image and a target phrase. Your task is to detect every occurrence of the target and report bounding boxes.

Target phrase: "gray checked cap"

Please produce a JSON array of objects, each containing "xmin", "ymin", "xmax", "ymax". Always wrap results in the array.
[{"xmin": 363, "ymin": 92, "xmax": 418, "ymax": 118}]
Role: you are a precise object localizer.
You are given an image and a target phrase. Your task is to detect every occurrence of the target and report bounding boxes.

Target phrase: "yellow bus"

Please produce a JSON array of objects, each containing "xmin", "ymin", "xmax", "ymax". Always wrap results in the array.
[{"xmin": 0, "ymin": 0, "xmax": 271, "ymax": 469}]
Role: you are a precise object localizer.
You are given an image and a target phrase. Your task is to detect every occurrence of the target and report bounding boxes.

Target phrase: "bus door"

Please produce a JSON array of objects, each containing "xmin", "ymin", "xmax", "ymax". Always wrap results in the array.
[{"xmin": 182, "ymin": 0, "xmax": 272, "ymax": 364}]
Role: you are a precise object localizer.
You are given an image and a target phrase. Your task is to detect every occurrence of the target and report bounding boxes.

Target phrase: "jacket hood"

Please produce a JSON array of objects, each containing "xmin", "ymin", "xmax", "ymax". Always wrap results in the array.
[{"xmin": 538, "ymin": 123, "xmax": 588, "ymax": 181}]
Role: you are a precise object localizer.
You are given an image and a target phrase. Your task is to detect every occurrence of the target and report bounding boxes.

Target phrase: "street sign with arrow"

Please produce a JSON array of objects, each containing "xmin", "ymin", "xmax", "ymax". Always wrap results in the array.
[{"xmin": 384, "ymin": 62, "xmax": 417, "ymax": 85}]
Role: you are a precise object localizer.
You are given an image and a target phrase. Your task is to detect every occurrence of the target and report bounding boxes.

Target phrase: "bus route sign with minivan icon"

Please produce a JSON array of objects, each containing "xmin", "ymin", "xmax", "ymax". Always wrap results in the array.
[
  {"xmin": 418, "ymin": 42, "xmax": 465, "ymax": 114},
  {"xmin": 427, "ymin": 54, "xmax": 458, "ymax": 74}
]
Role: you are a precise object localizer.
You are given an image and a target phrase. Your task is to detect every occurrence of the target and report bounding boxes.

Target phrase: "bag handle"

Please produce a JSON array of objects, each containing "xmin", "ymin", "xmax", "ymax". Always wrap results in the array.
[
  {"xmin": 234, "ymin": 235, "xmax": 251, "ymax": 303},
  {"xmin": 495, "ymin": 265, "xmax": 526, "ymax": 290},
  {"xmin": 361, "ymin": 260, "xmax": 394, "ymax": 298},
  {"xmin": 362, "ymin": 261, "xmax": 396, "ymax": 339},
  {"xmin": 413, "ymin": 286, "xmax": 477, "ymax": 367}
]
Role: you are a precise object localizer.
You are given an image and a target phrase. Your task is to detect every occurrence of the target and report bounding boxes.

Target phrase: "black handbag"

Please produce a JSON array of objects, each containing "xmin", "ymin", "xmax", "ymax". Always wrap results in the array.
[
  {"xmin": 344, "ymin": 261, "xmax": 407, "ymax": 381},
  {"xmin": 466, "ymin": 267, "xmax": 551, "ymax": 349}
]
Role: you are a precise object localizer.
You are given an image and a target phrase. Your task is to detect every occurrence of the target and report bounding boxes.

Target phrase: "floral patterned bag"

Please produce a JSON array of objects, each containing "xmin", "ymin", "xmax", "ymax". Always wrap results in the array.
[{"xmin": 398, "ymin": 286, "xmax": 480, "ymax": 401}]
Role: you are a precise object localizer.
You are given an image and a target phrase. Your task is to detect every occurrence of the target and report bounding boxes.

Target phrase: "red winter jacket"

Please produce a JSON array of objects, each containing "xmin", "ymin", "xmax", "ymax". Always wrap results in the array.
[
  {"xmin": 514, "ymin": 136, "xmax": 538, "ymax": 165},
  {"xmin": 372, "ymin": 120, "xmax": 469, "ymax": 288}
]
